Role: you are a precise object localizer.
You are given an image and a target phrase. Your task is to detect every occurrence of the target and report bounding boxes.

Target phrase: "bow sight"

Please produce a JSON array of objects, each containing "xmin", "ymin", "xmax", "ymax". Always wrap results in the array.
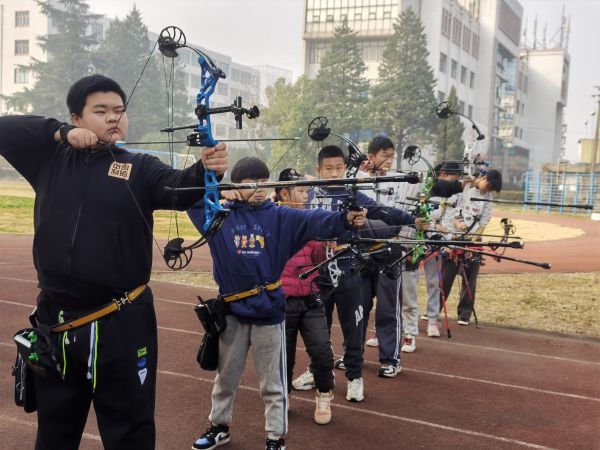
[{"xmin": 157, "ymin": 26, "xmax": 260, "ymax": 142}]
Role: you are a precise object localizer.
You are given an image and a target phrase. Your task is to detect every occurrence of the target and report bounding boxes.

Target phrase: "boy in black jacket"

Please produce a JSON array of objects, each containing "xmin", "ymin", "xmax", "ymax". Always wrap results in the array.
[{"xmin": 0, "ymin": 74, "xmax": 228, "ymax": 450}]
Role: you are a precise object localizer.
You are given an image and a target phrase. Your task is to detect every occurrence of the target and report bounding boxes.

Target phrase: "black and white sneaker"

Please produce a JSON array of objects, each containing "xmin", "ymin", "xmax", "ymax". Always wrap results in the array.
[
  {"xmin": 334, "ymin": 357, "xmax": 346, "ymax": 370},
  {"xmin": 266, "ymin": 438, "xmax": 286, "ymax": 450},
  {"xmin": 377, "ymin": 363, "xmax": 401, "ymax": 378},
  {"xmin": 192, "ymin": 424, "xmax": 230, "ymax": 450}
]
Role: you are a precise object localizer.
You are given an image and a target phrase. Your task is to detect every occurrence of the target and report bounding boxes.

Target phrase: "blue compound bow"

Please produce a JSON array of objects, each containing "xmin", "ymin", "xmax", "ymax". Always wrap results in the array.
[{"xmin": 156, "ymin": 26, "xmax": 259, "ymax": 269}]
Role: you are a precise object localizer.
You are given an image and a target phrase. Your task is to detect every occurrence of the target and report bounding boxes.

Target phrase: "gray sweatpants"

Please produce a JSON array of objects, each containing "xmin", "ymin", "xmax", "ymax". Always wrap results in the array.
[
  {"xmin": 402, "ymin": 255, "xmax": 441, "ymax": 336},
  {"xmin": 209, "ymin": 315, "xmax": 288, "ymax": 441}
]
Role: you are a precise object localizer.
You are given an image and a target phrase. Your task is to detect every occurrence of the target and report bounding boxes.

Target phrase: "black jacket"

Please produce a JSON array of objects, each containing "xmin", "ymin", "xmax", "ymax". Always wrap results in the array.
[{"xmin": 0, "ymin": 115, "xmax": 206, "ymax": 307}]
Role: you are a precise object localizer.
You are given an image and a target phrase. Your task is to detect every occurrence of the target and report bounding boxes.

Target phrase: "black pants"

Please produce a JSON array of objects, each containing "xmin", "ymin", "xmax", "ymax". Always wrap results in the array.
[
  {"xmin": 439, "ymin": 254, "xmax": 481, "ymax": 321},
  {"xmin": 285, "ymin": 296, "xmax": 334, "ymax": 393},
  {"xmin": 369, "ymin": 270, "xmax": 402, "ymax": 366},
  {"xmin": 323, "ymin": 272, "xmax": 373, "ymax": 381},
  {"xmin": 33, "ymin": 289, "xmax": 158, "ymax": 450}
]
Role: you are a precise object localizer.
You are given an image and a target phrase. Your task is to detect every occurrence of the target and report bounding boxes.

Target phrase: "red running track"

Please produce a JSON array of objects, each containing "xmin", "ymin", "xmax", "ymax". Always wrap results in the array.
[{"xmin": 0, "ymin": 211, "xmax": 599, "ymax": 450}]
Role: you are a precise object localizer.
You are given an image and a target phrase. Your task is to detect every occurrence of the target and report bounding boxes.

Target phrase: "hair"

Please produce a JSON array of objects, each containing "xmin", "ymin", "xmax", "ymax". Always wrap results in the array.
[
  {"xmin": 230, "ymin": 156, "xmax": 270, "ymax": 183},
  {"xmin": 275, "ymin": 168, "xmax": 303, "ymax": 200},
  {"xmin": 66, "ymin": 74, "xmax": 127, "ymax": 116},
  {"xmin": 484, "ymin": 169, "xmax": 502, "ymax": 192},
  {"xmin": 317, "ymin": 145, "xmax": 345, "ymax": 166},
  {"xmin": 367, "ymin": 135, "xmax": 394, "ymax": 155}
]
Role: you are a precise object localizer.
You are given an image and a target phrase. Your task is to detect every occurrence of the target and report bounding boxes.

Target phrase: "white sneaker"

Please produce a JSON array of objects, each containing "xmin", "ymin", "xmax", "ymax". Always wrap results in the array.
[
  {"xmin": 420, "ymin": 314, "xmax": 429, "ymax": 321},
  {"xmin": 346, "ymin": 377, "xmax": 364, "ymax": 402},
  {"xmin": 427, "ymin": 321, "xmax": 440, "ymax": 337},
  {"xmin": 314, "ymin": 391, "xmax": 333, "ymax": 424},
  {"xmin": 366, "ymin": 335, "xmax": 379, "ymax": 347},
  {"xmin": 457, "ymin": 318, "xmax": 470, "ymax": 326},
  {"xmin": 401, "ymin": 335, "xmax": 416, "ymax": 353},
  {"xmin": 291, "ymin": 369, "xmax": 315, "ymax": 391}
]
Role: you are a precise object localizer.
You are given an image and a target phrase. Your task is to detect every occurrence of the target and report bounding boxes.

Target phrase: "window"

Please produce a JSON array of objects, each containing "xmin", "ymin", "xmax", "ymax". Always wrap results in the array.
[
  {"xmin": 15, "ymin": 40, "xmax": 29, "ymax": 55},
  {"xmin": 441, "ymin": 9, "xmax": 452, "ymax": 37},
  {"xmin": 468, "ymin": 104, "xmax": 473, "ymax": 118},
  {"xmin": 452, "ymin": 17, "xmax": 462, "ymax": 44},
  {"xmin": 470, "ymin": 71, "xmax": 475, "ymax": 88},
  {"xmin": 231, "ymin": 68, "xmax": 240, "ymax": 82},
  {"xmin": 15, "ymin": 11, "xmax": 29, "ymax": 27},
  {"xmin": 450, "ymin": 59, "xmax": 457, "ymax": 78},
  {"xmin": 459, "ymin": 101, "xmax": 465, "ymax": 114},
  {"xmin": 439, "ymin": 52, "xmax": 447, "ymax": 73},
  {"xmin": 460, "ymin": 65, "xmax": 467, "ymax": 84},
  {"xmin": 14, "ymin": 67, "xmax": 29, "ymax": 83},
  {"xmin": 241, "ymin": 72, "xmax": 251, "ymax": 84},
  {"xmin": 462, "ymin": 26, "xmax": 471, "ymax": 50},
  {"xmin": 355, "ymin": 13, "xmax": 362, "ymax": 20},
  {"xmin": 309, "ymin": 41, "xmax": 328, "ymax": 64},
  {"xmin": 326, "ymin": 14, "xmax": 334, "ymax": 22},
  {"xmin": 472, "ymin": 34, "xmax": 480, "ymax": 58},
  {"xmin": 438, "ymin": 91, "xmax": 445, "ymax": 102}
]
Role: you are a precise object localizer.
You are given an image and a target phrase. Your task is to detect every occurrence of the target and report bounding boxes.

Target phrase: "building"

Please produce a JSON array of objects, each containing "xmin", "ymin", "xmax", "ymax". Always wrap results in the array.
[
  {"xmin": 0, "ymin": 0, "xmax": 50, "ymax": 114},
  {"xmin": 519, "ymin": 48, "xmax": 569, "ymax": 172},
  {"xmin": 0, "ymin": 0, "xmax": 108, "ymax": 114},
  {"xmin": 302, "ymin": 0, "xmax": 569, "ymax": 184}
]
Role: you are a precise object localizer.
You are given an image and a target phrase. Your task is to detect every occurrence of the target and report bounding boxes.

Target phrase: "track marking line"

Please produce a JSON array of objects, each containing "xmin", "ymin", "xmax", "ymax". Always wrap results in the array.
[
  {"xmin": 157, "ymin": 369, "xmax": 557, "ymax": 450},
  {"xmin": 0, "ymin": 415, "xmax": 101, "ymax": 442}
]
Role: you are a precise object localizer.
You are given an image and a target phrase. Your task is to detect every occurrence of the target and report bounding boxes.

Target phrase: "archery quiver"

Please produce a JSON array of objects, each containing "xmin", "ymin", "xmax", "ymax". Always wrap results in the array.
[
  {"xmin": 194, "ymin": 296, "xmax": 227, "ymax": 371},
  {"xmin": 12, "ymin": 324, "xmax": 63, "ymax": 413}
]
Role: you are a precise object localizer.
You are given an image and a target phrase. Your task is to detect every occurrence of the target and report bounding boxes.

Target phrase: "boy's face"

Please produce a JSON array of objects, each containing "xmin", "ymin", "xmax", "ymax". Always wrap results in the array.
[
  {"xmin": 238, "ymin": 178, "xmax": 269, "ymax": 205},
  {"xmin": 279, "ymin": 186, "xmax": 308, "ymax": 209},
  {"xmin": 368, "ymin": 147, "xmax": 395, "ymax": 174},
  {"xmin": 71, "ymin": 91, "xmax": 128, "ymax": 143},
  {"xmin": 475, "ymin": 176, "xmax": 492, "ymax": 193},
  {"xmin": 317, "ymin": 156, "xmax": 346, "ymax": 180}
]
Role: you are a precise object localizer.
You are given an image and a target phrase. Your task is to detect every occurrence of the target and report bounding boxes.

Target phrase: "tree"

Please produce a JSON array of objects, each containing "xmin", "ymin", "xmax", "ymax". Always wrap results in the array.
[
  {"xmin": 4, "ymin": 0, "xmax": 101, "ymax": 119},
  {"xmin": 91, "ymin": 7, "xmax": 190, "ymax": 141},
  {"xmin": 262, "ymin": 76, "xmax": 319, "ymax": 174},
  {"xmin": 434, "ymin": 86, "xmax": 465, "ymax": 163},
  {"xmin": 368, "ymin": 7, "xmax": 437, "ymax": 158},
  {"xmin": 311, "ymin": 19, "xmax": 370, "ymax": 138}
]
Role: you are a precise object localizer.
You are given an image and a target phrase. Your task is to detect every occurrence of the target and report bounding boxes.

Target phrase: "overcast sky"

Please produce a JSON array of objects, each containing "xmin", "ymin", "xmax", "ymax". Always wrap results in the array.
[{"xmin": 86, "ymin": 0, "xmax": 600, "ymax": 162}]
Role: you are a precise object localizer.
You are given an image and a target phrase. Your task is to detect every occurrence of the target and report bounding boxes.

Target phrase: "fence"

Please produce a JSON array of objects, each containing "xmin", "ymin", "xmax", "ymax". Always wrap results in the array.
[{"xmin": 523, "ymin": 171, "xmax": 599, "ymax": 214}]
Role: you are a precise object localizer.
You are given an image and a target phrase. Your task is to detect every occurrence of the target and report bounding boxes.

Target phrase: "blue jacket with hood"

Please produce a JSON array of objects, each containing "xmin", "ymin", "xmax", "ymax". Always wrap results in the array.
[{"xmin": 188, "ymin": 200, "xmax": 353, "ymax": 325}]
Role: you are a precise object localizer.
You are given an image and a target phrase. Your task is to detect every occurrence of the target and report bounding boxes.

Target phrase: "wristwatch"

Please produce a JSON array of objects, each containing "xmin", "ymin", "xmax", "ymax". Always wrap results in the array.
[{"xmin": 59, "ymin": 123, "xmax": 76, "ymax": 144}]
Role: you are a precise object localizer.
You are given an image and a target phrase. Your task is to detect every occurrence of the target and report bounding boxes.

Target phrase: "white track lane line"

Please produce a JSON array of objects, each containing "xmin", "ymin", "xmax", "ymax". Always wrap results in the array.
[
  {"xmin": 0, "ymin": 415, "xmax": 101, "ymax": 442},
  {"xmin": 157, "ymin": 369, "xmax": 556, "ymax": 450}
]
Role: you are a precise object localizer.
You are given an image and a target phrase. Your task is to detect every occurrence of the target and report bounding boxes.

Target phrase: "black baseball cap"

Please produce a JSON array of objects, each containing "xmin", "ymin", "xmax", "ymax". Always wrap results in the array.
[{"xmin": 440, "ymin": 162, "xmax": 462, "ymax": 174}]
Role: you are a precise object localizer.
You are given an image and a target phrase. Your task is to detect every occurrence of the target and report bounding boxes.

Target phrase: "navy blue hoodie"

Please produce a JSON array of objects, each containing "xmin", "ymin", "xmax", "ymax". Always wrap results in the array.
[{"xmin": 188, "ymin": 200, "xmax": 353, "ymax": 325}]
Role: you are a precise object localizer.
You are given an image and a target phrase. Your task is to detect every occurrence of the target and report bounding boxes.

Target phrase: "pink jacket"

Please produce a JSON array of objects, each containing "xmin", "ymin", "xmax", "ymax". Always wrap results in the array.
[{"xmin": 281, "ymin": 241, "xmax": 325, "ymax": 297}]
